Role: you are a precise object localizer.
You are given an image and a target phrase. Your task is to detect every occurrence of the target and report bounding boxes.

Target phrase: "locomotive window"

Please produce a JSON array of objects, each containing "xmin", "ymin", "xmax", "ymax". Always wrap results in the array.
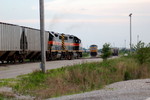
[
  {"xmin": 69, "ymin": 36, "xmax": 73, "ymax": 39},
  {"xmin": 65, "ymin": 37, "xmax": 68, "ymax": 40},
  {"xmin": 51, "ymin": 31, "xmax": 54, "ymax": 34},
  {"xmin": 49, "ymin": 33, "xmax": 54, "ymax": 37},
  {"xmin": 55, "ymin": 34, "xmax": 58, "ymax": 37},
  {"xmin": 49, "ymin": 33, "xmax": 54, "ymax": 41},
  {"xmin": 59, "ymin": 36, "xmax": 62, "ymax": 39}
]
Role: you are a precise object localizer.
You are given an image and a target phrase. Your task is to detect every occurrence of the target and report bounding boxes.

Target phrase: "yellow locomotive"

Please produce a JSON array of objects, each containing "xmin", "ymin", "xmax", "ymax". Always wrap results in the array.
[{"xmin": 90, "ymin": 45, "xmax": 98, "ymax": 57}]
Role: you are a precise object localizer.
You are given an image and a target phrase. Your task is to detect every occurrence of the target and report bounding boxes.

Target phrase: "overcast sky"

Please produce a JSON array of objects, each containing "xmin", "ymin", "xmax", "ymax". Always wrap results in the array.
[{"xmin": 1, "ymin": 0, "xmax": 150, "ymax": 48}]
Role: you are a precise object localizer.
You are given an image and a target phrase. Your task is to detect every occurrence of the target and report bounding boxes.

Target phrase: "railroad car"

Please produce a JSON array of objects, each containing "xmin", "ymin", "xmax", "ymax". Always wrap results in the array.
[
  {"xmin": 90, "ymin": 45, "xmax": 98, "ymax": 57},
  {"xmin": 111, "ymin": 48, "xmax": 119, "ymax": 56},
  {"xmin": 0, "ymin": 22, "xmax": 82, "ymax": 63},
  {"xmin": 0, "ymin": 22, "xmax": 23, "ymax": 63},
  {"xmin": 21, "ymin": 27, "xmax": 49, "ymax": 61}
]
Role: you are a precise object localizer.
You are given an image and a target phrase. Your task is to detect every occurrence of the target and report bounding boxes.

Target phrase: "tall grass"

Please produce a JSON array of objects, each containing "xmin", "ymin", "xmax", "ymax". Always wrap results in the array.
[{"xmin": 0, "ymin": 57, "xmax": 150, "ymax": 99}]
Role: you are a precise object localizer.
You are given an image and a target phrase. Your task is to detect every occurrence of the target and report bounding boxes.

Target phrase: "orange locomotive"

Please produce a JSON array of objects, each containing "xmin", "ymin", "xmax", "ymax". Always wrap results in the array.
[{"xmin": 47, "ymin": 32, "xmax": 82, "ymax": 60}]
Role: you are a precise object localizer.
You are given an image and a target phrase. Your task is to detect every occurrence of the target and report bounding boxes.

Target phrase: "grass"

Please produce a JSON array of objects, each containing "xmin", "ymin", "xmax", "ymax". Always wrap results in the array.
[
  {"xmin": 82, "ymin": 52, "xmax": 90, "ymax": 58},
  {"xmin": 0, "ymin": 57, "xmax": 150, "ymax": 99}
]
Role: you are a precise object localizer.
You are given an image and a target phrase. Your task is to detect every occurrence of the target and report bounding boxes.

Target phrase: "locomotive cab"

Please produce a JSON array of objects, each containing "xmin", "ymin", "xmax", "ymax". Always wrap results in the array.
[
  {"xmin": 73, "ymin": 37, "xmax": 80, "ymax": 50},
  {"xmin": 48, "ymin": 31, "xmax": 55, "ymax": 49},
  {"xmin": 49, "ymin": 32, "xmax": 54, "ymax": 42},
  {"xmin": 73, "ymin": 36, "xmax": 82, "ymax": 58},
  {"xmin": 90, "ymin": 45, "xmax": 98, "ymax": 57}
]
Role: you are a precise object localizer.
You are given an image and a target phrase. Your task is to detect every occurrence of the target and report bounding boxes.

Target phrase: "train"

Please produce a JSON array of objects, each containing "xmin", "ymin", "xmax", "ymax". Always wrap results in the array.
[
  {"xmin": 0, "ymin": 22, "xmax": 82, "ymax": 63},
  {"xmin": 111, "ymin": 48, "xmax": 119, "ymax": 56},
  {"xmin": 90, "ymin": 45, "xmax": 98, "ymax": 57}
]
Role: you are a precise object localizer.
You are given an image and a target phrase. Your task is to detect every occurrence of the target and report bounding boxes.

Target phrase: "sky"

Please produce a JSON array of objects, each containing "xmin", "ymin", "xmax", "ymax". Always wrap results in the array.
[{"xmin": 0, "ymin": 0, "xmax": 150, "ymax": 49}]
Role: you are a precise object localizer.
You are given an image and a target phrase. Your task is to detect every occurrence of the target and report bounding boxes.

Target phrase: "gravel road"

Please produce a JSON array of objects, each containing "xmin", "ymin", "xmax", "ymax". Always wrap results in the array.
[
  {"xmin": 49, "ymin": 79, "xmax": 150, "ymax": 100},
  {"xmin": 0, "ymin": 58, "xmax": 101, "ymax": 79}
]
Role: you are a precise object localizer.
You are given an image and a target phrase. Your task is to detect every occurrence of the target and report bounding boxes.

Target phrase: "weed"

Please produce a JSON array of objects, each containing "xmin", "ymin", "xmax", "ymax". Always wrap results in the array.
[{"xmin": 0, "ymin": 57, "xmax": 150, "ymax": 99}]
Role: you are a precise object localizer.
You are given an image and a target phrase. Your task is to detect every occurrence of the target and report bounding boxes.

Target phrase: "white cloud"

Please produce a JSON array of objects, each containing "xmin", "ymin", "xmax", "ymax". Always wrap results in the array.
[
  {"xmin": 43, "ymin": 0, "xmax": 150, "ymax": 15},
  {"xmin": 48, "ymin": 18, "xmax": 127, "ymax": 23},
  {"xmin": 31, "ymin": 0, "xmax": 150, "ymax": 19}
]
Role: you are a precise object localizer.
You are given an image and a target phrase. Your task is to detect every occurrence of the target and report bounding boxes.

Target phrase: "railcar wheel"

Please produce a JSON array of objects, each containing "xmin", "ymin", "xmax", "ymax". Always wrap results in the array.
[
  {"xmin": 7, "ymin": 60, "xmax": 10, "ymax": 64},
  {"xmin": 69, "ymin": 54, "xmax": 73, "ymax": 60},
  {"xmin": 67, "ymin": 55, "xmax": 71, "ymax": 60},
  {"xmin": 12, "ymin": 55, "xmax": 17, "ymax": 64},
  {"xmin": 19, "ymin": 59, "xmax": 24, "ymax": 63},
  {"xmin": 1, "ymin": 61, "xmax": 4, "ymax": 64}
]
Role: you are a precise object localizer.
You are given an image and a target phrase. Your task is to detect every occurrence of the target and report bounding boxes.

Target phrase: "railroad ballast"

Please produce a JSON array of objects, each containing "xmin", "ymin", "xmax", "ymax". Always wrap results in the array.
[{"xmin": 0, "ymin": 22, "xmax": 82, "ymax": 63}]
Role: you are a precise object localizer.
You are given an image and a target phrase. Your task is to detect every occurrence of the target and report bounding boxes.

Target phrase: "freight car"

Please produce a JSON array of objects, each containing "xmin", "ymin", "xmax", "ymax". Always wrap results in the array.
[
  {"xmin": 111, "ymin": 48, "xmax": 119, "ymax": 56},
  {"xmin": 21, "ymin": 27, "xmax": 49, "ymax": 61},
  {"xmin": 90, "ymin": 45, "xmax": 98, "ymax": 57},
  {"xmin": 0, "ymin": 22, "xmax": 82, "ymax": 63},
  {"xmin": 0, "ymin": 22, "xmax": 23, "ymax": 63}
]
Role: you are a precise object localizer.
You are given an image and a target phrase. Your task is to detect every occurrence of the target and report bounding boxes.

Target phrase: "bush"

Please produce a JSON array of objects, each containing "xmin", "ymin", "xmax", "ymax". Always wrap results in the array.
[
  {"xmin": 134, "ymin": 41, "xmax": 150, "ymax": 64},
  {"xmin": 101, "ymin": 43, "xmax": 112, "ymax": 60},
  {"xmin": 124, "ymin": 71, "xmax": 131, "ymax": 80}
]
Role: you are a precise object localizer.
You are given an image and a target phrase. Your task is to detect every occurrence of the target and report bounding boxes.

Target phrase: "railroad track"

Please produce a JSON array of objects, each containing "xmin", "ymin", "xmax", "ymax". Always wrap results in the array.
[{"xmin": 0, "ymin": 57, "xmax": 101, "ymax": 67}]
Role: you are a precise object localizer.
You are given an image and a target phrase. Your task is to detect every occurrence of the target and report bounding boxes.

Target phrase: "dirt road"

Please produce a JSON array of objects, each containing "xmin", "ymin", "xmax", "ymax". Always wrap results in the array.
[{"xmin": 0, "ymin": 58, "xmax": 101, "ymax": 79}]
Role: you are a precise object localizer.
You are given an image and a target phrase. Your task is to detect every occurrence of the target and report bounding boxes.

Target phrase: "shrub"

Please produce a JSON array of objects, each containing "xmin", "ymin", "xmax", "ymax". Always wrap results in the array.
[
  {"xmin": 101, "ymin": 43, "xmax": 112, "ymax": 60},
  {"xmin": 134, "ymin": 41, "xmax": 150, "ymax": 64},
  {"xmin": 124, "ymin": 71, "xmax": 131, "ymax": 80}
]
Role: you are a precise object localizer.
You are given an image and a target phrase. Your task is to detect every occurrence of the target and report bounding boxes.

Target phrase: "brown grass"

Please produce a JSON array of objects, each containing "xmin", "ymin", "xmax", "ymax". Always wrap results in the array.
[
  {"xmin": 35, "ymin": 77, "xmax": 80, "ymax": 99},
  {"xmin": 0, "ymin": 91, "xmax": 15, "ymax": 98},
  {"xmin": 1, "ymin": 57, "xmax": 150, "ymax": 99}
]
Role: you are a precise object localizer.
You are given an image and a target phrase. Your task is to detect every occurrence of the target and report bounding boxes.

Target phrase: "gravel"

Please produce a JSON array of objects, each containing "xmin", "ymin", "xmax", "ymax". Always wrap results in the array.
[
  {"xmin": 0, "ymin": 87, "xmax": 34, "ymax": 100},
  {"xmin": 48, "ymin": 79, "xmax": 150, "ymax": 100}
]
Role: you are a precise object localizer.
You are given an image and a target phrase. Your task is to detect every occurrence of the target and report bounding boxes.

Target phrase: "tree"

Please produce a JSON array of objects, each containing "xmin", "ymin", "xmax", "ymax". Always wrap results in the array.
[
  {"xmin": 134, "ymin": 41, "xmax": 150, "ymax": 64},
  {"xmin": 101, "ymin": 43, "xmax": 112, "ymax": 61}
]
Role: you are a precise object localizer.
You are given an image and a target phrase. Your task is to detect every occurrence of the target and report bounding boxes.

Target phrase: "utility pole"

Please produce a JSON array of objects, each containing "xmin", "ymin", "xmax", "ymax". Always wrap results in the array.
[
  {"xmin": 137, "ymin": 35, "xmax": 139, "ymax": 44},
  {"xmin": 129, "ymin": 13, "xmax": 132, "ymax": 53},
  {"xmin": 124, "ymin": 39, "xmax": 126, "ymax": 49},
  {"xmin": 39, "ymin": 0, "xmax": 46, "ymax": 73}
]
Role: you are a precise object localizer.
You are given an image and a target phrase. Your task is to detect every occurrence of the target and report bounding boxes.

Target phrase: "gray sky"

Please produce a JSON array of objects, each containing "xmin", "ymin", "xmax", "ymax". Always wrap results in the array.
[{"xmin": 1, "ymin": 0, "xmax": 150, "ymax": 48}]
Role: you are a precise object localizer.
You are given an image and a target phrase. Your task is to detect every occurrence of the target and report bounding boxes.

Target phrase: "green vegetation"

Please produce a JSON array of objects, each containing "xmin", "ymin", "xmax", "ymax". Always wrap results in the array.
[
  {"xmin": 82, "ymin": 52, "xmax": 90, "ymax": 58},
  {"xmin": 101, "ymin": 43, "xmax": 112, "ymax": 60},
  {"xmin": 0, "ymin": 78, "xmax": 17, "ymax": 87},
  {"xmin": 133, "ymin": 41, "xmax": 150, "ymax": 64},
  {"xmin": 0, "ymin": 56, "xmax": 150, "ymax": 99}
]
